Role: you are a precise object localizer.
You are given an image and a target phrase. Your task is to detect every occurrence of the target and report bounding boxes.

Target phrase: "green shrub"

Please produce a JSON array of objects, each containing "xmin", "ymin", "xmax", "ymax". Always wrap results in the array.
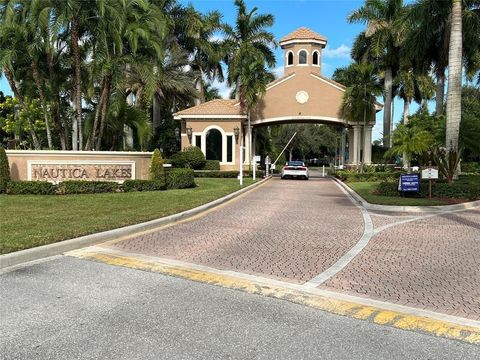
[
  {"xmin": 193, "ymin": 170, "xmax": 265, "ymax": 178},
  {"xmin": 336, "ymin": 170, "xmax": 401, "ymax": 182},
  {"xmin": 0, "ymin": 147, "xmax": 10, "ymax": 194},
  {"xmin": 169, "ymin": 152, "xmax": 187, "ymax": 168},
  {"xmin": 376, "ymin": 177, "xmax": 480, "ymax": 200},
  {"xmin": 7, "ymin": 181, "xmax": 57, "ymax": 195},
  {"xmin": 166, "ymin": 168, "xmax": 196, "ymax": 189},
  {"xmin": 376, "ymin": 181, "xmax": 400, "ymax": 197},
  {"xmin": 150, "ymin": 148, "xmax": 165, "ymax": 180},
  {"xmin": 58, "ymin": 181, "xmax": 119, "ymax": 194},
  {"xmin": 183, "ymin": 146, "xmax": 206, "ymax": 170},
  {"xmin": 194, "ymin": 170, "xmax": 239, "ymax": 178},
  {"xmin": 203, "ymin": 160, "xmax": 220, "ymax": 170},
  {"xmin": 123, "ymin": 179, "xmax": 165, "ymax": 192},
  {"xmin": 462, "ymin": 162, "xmax": 480, "ymax": 174}
]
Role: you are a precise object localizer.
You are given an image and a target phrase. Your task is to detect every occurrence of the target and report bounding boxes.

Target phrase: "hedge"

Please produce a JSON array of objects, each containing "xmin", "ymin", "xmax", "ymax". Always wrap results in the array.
[
  {"xmin": 166, "ymin": 168, "xmax": 196, "ymax": 189},
  {"xmin": 0, "ymin": 147, "xmax": 10, "ymax": 194},
  {"xmin": 376, "ymin": 178, "xmax": 480, "ymax": 200},
  {"xmin": 336, "ymin": 170, "xmax": 402, "ymax": 182},
  {"xmin": 7, "ymin": 181, "xmax": 57, "ymax": 195},
  {"xmin": 462, "ymin": 162, "xmax": 480, "ymax": 174},
  {"xmin": 203, "ymin": 160, "xmax": 220, "ymax": 170},
  {"xmin": 193, "ymin": 170, "xmax": 266, "ymax": 178},
  {"xmin": 123, "ymin": 179, "xmax": 166, "ymax": 192},
  {"xmin": 58, "ymin": 181, "xmax": 119, "ymax": 194}
]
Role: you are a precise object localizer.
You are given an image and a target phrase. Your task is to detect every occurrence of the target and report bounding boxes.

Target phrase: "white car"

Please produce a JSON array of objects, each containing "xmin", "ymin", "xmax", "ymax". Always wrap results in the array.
[{"xmin": 281, "ymin": 161, "xmax": 309, "ymax": 180}]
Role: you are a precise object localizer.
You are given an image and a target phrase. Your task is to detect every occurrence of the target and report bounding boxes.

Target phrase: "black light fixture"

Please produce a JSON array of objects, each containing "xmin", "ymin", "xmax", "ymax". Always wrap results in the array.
[
  {"xmin": 186, "ymin": 127, "xmax": 193, "ymax": 142},
  {"xmin": 233, "ymin": 126, "xmax": 240, "ymax": 144},
  {"xmin": 174, "ymin": 127, "xmax": 180, "ymax": 140}
]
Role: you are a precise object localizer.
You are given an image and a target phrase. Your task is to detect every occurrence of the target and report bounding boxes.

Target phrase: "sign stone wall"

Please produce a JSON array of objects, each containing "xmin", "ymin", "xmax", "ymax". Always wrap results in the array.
[{"xmin": 28, "ymin": 161, "xmax": 135, "ymax": 183}]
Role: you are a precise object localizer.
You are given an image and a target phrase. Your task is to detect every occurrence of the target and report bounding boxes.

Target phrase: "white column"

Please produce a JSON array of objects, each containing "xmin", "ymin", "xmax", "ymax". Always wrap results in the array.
[
  {"xmin": 363, "ymin": 125, "xmax": 373, "ymax": 165},
  {"xmin": 347, "ymin": 128, "xmax": 354, "ymax": 164},
  {"xmin": 340, "ymin": 128, "xmax": 346, "ymax": 168},
  {"xmin": 244, "ymin": 126, "xmax": 252, "ymax": 164},
  {"xmin": 352, "ymin": 125, "xmax": 361, "ymax": 165}
]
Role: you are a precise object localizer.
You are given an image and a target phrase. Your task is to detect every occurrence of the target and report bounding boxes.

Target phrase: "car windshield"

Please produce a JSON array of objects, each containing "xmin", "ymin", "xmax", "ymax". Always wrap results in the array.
[{"xmin": 287, "ymin": 161, "xmax": 305, "ymax": 167}]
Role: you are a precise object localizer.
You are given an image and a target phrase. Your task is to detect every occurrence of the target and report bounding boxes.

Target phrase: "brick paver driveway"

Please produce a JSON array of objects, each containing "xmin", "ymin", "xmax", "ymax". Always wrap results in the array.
[
  {"xmin": 109, "ymin": 178, "xmax": 364, "ymax": 283},
  {"xmin": 105, "ymin": 178, "xmax": 480, "ymax": 320}
]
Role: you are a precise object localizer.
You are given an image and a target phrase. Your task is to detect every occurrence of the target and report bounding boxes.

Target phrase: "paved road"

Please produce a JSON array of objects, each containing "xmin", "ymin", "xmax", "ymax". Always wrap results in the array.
[
  {"xmin": 110, "ymin": 178, "xmax": 364, "ymax": 284},
  {"xmin": 106, "ymin": 177, "xmax": 480, "ymax": 320},
  {"xmin": 2, "ymin": 256, "xmax": 479, "ymax": 360}
]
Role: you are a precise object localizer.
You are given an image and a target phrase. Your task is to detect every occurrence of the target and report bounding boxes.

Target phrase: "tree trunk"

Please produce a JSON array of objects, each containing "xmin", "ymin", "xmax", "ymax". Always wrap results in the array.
[
  {"xmin": 47, "ymin": 53, "xmax": 67, "ymax": 149},
  {"xmin": 194, "ymin": 77, "xmax": 205, "ymax": 105},
  {"xmin": 5, "ymin": 66, "xmax": 41, "ymax": 149},
  {"xmin": 403, "ymin": 97, "xmax": 411, "ymax": 125},
  {"xmin": 85, "ymin": 77, "xmax": 106, "ymax": 150},
  {"xmin": 152, "ymin": 95, "xmax": 161, "ymax": 136},
  {"xmin": 445, "ymin": 0, "xmax": 462, "ymax": 153},
  {"xmin": 31, "ymin": 62, "xmax": 53, "ymax": 149},
  {"xmin": 435, "ymin": 68, "xmax": 446, "ymax": 116},
  {"xmin": 96, "ymin": 75, "xmax": 112, "ymax": 150},
  {"xmin": 235, "ymin": 77, "xmax": 241, "ymax": 101},
  {"xmin": 71, "ymin": 17, "xmax": 83, "ymax": 150},
  {"xmin": 383, "ymin": 67, "xmax": 393, "ymax": 148}
]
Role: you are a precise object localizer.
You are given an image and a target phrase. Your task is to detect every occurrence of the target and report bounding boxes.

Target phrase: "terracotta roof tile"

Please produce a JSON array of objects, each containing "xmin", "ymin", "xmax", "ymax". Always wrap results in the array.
[
  {"xmin": 280, "ymin": 27, "xmax": 327, "ymax": 44},
  {"xmin": 174, "ymin": 99, "xmax": 246, "ymax": 117}
]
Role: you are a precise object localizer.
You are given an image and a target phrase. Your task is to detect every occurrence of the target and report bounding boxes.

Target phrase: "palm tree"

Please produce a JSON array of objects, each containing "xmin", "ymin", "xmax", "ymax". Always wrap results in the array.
[
  {"xmin": 445, "ymin": 0, "xmax": 463, "ymax": 154},
  {"xmin": 334, "ymin": 63, "xmax": 382, "ymax": 167},
  {"xmin": 399, "ymin": 0, "xmax": 480, "ymax": 116},
  {"xmin": 386, "ymin": 124, "xmax": 433, "ymax": 172},
  {"xmin": 223, "ymin": 0, "xmax": 276, "ymax": 100},
  {"xmin": 176, "ymin": 7, "xmax": 225, "ymax": 105},
  {"xmin": 349, "ymin": 0, "xmax": 404, "ymax": 148}
]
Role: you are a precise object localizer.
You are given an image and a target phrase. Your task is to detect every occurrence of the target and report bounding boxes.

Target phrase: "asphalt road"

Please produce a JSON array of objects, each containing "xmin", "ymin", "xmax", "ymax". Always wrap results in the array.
[{"xmin": 1, "ymin": 256, "xmax": 479, "ymax": 360}]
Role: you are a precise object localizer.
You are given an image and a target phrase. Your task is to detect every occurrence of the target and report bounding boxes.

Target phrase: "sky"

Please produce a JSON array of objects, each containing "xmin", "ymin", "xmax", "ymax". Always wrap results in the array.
[{"xmin": 0, "ymin": 0, "xmax": 419, "ymax": 142}]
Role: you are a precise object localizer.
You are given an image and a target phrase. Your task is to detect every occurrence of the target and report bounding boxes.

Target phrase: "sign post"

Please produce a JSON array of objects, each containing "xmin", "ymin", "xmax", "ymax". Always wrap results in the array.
[
  {"xmin": 421, "ymin": 167, "xmax": 439, "ymax": 199},
  {"xmin": 265, "ymin": 156, "xmax": 271, "ymax": 177},
  {"xmin": 253, "ymin": 155, "xmax": 261, "ymax": 180}
]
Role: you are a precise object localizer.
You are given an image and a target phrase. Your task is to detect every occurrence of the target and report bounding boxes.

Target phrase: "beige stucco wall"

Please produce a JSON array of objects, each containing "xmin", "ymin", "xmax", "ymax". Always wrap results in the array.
[
  {"xmin": 282, "ymin": 43, "xmax": 324, "ymax": 75},
  {"xmin": 251, "ymin": 71, "xmax": 345, "ymax": 125},
  {"xmin": 181, "ymin": 119, "xmax": 243, "ymax": 171},
  {"xmin": 6, "ymin": 150, "xmax": 152, "ymax": 181}
]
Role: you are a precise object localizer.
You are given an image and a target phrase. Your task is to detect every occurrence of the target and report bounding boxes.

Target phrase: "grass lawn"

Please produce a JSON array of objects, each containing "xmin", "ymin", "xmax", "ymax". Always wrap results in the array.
[
  {"xmin": 0, "ymin": 178, "xmax": 257, "ymax": 254},
  {"xmin": 347, "ymin": 182, "xmax": 449, "ymax": 206}
]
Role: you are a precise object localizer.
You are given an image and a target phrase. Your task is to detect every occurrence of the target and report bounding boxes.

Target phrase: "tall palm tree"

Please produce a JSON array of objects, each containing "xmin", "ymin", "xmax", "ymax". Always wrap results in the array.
[
  {"xmin": 223, "ymin": 0, "xmax": 276, "ymax": 100},
  {"xmin": 445, "ymin": 0, "xmax": 463, "ymax": 153},
  {"xmin": 176, "ymin": 6, "xmax": 225, "ymax": 105},
  {"xmin": 349, "ymin": 0, "xmax": 404, "ymax": 148},
  {"xmin": 398, "ymin": 0, "xmax": 480, "ymax": 116},
  {"xmin": 333, "ymin": 63, "xmax": 382, "ymax": 166}
]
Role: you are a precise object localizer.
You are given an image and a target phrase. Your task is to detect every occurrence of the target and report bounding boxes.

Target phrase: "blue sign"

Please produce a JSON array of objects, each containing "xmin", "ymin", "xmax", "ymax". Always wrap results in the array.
[{"xmin": 399, "ymin": 174, "xmax": 419, "ymax": 192}]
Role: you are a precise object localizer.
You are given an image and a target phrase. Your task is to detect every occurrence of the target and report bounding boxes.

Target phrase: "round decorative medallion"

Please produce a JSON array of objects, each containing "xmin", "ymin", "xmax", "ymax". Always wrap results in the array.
[{"xmin": 296, "ymin": 90, "xmax": 309, "ymax": 104}]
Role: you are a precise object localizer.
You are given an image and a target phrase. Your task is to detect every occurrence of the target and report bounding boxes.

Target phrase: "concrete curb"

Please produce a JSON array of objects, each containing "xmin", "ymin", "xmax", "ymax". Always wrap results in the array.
[
  {"xmin": 332, "ymin": 177, "xmax": 480, "ymax": 213},
  {"xmin": 67, "ymin": 247, "xmax": 480, "ymax": 345},
  {"xmin": 0, "ymin": 177, "xmax": 271, "ymax": 270}
]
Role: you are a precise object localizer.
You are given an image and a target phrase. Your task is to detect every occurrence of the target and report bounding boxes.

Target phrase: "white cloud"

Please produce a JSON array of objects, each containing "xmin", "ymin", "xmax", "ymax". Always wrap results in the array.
[
  {"xmin": 273, "ymin": 66, "xmax": 284, "ymax": 79},
  {"xmin": 323, "ymin": 44, "xmax": 351, "ymax": 59}
]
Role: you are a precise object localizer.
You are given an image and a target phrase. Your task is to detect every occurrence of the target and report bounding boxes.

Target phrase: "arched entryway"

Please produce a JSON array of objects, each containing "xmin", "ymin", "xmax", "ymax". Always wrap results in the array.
[{"xmin": 206, "ymin": 128, "xmax": 223, "ymax": 161}]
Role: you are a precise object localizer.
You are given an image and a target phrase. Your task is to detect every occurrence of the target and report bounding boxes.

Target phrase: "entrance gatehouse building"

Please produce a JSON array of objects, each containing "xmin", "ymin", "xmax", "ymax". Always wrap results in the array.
[{"xmin": 174, "ymin": 27, "xmax": 381, "ymax": 169}]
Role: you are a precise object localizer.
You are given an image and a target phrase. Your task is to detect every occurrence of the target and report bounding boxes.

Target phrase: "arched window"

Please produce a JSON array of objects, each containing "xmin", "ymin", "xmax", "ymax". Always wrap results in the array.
[
  {"xmin": 299, "ymin": 50, "xmax": 307, "ymax": 65},
  {"xmin": 312, "ymin": 51, "xmax": 319, "ymax": 65},
  {"xmin": 206, "ymin": 129, "xmax": 222, "ymax": 161},
  {"xmin": 287, "ymin": 51, "xmax": 294, "ymax": 66}
]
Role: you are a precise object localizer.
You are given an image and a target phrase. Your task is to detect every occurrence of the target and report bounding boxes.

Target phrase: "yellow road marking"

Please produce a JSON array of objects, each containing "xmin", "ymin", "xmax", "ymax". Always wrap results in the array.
[{"xmin": 68, "ymin": 249, "xmax": 480, "ymax": 345}]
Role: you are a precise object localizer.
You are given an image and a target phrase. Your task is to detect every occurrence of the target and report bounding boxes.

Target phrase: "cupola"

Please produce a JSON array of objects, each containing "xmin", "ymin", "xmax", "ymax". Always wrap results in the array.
[{"xmin": 279, "ymin": 27, "xmax": 327, "ymax": 75}]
